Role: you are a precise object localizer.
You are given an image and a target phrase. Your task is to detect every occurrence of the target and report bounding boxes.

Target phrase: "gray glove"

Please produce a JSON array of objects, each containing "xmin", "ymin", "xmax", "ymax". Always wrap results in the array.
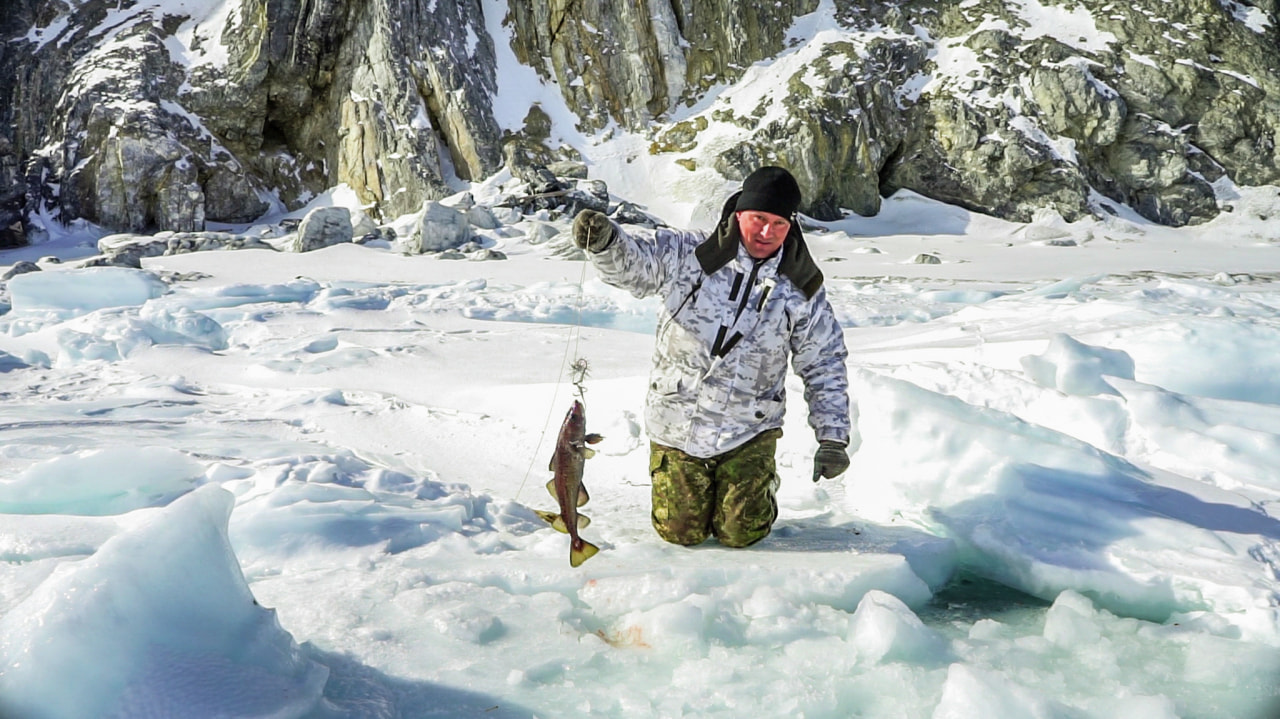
[
  {"xmin": 572, "ymin": 209, "xmax": 615, "ymax": 252},
  {"xmin": 812, "ymin": 440, "xmax": 850, "ymax": 482}
]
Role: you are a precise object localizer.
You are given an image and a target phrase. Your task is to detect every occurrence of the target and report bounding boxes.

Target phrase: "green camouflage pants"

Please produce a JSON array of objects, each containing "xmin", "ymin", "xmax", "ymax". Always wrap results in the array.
[{"xmin": 649, "ymin": 428, "xmax": 783, "ymax": 548}]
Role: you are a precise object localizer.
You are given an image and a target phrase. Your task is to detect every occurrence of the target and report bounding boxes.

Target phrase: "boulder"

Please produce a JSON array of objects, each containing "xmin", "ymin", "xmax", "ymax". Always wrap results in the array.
[
  {"xmin": 350, "ymin": 210, "xmax": 379, "ymax": 239},
  {"xmin": 79, "ymin": 253, "xmax": 144, "ymax": 269},
  {"xmin": 286, "ymin": 207, "xmax": 354, "ymax": 253},
  {"xmin": 563, "ymin": 185, "xmax": 610, "ymax": 218},
  {"xmin": 613, "ymin": 201, "xmax": 663, "ymax": 228},
  {"xmin": 1, "ymin": 261, "xmax": 39, "ymax": 281},
  {"xmin": 467, "ymin": 205, "xmax": 500, "ymax": 230},
  {"xmin": 547, "ymin": 160, "xmax": 588, "ymax": 179},
  {"xmin": 521, "ymin": 221, "xmax": 560, "ymax": 245},
  {"xmin": 407, "ymin": 201, "xmax": 471, "ymax": 254}
]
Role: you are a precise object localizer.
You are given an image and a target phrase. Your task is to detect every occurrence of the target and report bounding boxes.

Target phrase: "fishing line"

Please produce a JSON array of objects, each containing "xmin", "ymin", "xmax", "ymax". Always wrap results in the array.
[
  {"xmin": 514, "ymin": 222, "xmax": 594, "ymax": 502},
  {"xmin": 568, "ymin": 261, "xmax": 591, "ymax": 402}
]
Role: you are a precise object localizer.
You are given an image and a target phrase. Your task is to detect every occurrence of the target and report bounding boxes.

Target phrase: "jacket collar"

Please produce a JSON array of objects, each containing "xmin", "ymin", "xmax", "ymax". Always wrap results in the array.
[{"xmin": 694, "ymin": 191, "xmax": 824, "ymax": 299}]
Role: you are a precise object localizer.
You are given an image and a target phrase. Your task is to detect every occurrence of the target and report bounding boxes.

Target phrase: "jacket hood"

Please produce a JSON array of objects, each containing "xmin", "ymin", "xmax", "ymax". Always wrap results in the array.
[{"xmin": 694, "ymin": 191, "xmax": 824, "ymax": 299}]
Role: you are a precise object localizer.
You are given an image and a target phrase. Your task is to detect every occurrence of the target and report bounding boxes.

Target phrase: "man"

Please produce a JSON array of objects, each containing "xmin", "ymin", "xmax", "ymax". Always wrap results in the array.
[{"xmin": 572, "ymin": 166, "xmax": 854, "ymax": 548}]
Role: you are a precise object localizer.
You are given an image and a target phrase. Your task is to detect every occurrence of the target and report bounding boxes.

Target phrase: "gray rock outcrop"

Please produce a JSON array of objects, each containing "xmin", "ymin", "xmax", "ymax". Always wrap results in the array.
[
  {"xmin": 507, "ymin": 0, "xmax": 1280, "ymax": 226},
  {"xmin": 18, "ymin": 14, "xmax": 268, "ymax": 235},
  {"xmin": 1, "ymin": 0, "xmax": 504, "ymax": 241},
  {"xmin": 3, "ymin": 0, "xmax": 1280, "ymax": 242},
  {"xmin": 0, "ymin": 136, "xmax": 23, "ymax": 249},
  {"xmin": 94, "ymin": 230, "xmax": 277, "ymax": 267}
]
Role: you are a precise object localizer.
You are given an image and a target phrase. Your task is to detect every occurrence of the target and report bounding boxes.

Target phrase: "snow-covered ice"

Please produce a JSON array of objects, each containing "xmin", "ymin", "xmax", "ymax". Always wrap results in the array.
[
  {"xmin": 4, "ymin": 181, "xmax": 1280, "ymax": 718},
  {"xmin": 9, "ymin": 0, "xmax": 1280, "ymax": 713}
]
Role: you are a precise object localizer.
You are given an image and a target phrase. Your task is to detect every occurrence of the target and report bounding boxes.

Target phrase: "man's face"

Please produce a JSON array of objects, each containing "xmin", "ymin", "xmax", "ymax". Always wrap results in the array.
[{"xmin": 736, "ymin": 210, "xmax": 791, "ymax": 259}]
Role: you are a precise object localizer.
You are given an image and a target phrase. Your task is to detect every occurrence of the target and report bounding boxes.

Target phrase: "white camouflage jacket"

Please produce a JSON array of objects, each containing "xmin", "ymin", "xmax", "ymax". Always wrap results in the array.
[{"xmin": 588, "ymin": 199, "xmax": 852, "ymax": 459}]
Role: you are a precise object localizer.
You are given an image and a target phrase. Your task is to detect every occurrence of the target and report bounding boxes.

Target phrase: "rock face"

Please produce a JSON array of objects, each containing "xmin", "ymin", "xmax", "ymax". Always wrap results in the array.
[
  {"xmin": 0, "ymin": 1, "xmax": 36, "ymax": 248},
  {"xmin": 0, "ymin": 136, "xmax": 23, "ymax": 249},
  {"xmin": 866, "ymin": 0, "xmax": 1272, "ymax": 226},
  {"xmin": 1, "ymin": 0, "xmax": 504, "ymax": 240},
  {"xmin": 508, "ymin": 0, "xmax": 1280, "ymax": 226},
  {"xmin": 2, "ymin": 0, "xmax": 1280, "ymax": 241},
  {"xmin": 504, "ymin": 1, "xmax": 819, "ymax": 131}
]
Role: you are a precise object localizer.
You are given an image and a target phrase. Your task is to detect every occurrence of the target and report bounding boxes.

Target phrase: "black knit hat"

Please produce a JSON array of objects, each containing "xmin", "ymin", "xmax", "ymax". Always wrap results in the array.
[{"xmin": 735, "ymin": 166, "xmax": 801, "ymax": 219}]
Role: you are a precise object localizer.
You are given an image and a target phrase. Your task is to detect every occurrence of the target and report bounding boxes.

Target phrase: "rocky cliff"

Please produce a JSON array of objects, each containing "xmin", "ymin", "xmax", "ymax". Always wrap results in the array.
[{"xmin": 2, "ymin": 0, "xmax": 1278, "ymax": 243}]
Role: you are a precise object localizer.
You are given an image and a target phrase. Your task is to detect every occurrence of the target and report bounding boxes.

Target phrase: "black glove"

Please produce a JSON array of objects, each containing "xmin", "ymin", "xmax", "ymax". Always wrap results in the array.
[
  {"xmin": 572, "ymin": 209, "xmax": 615, "ymax": 252},
  {"xmin": 812, "ymin": 440, "xmax": 850, "ymax": 482}
]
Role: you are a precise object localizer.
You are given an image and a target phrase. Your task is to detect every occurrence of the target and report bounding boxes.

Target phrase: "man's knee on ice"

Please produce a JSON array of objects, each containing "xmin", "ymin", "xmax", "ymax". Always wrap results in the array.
[
  {"xmin": 653, "ymin": 515, "xmax": 709, "ymax": 546},
  {"xmin": 715, "ymin": 525, "xmax": 770, "ymax": 548}
]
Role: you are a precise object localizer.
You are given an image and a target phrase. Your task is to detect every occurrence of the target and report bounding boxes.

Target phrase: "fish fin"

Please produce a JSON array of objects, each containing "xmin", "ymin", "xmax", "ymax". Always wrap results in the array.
[
  {"xmin": 583, "ymin": 447, "xmax": 596, "ymax": 459},
  {"xmin": 570, "ymin": 540, "xmax": 600, "ymax": 567},
  {"xmin": 577, "ymin": 484, "xmax": 590, "ymax": 507},
  {"xmin": 545, "ymin": 479, "xmax": 557, "ymax": 497},
  {"xmin": 535, "ymin": 510, "xmax": 569, "ymax": 533},
  {"xmin": 548, "ymin": 457, "xmax": 555, "ymax": 472},
  {"xmin": 585, "ymin": 433, "xmax": 603, "ymax": 444},
  {"xmin": 578, "ymin": 514, "xmax": 591, "ymax": 529}
]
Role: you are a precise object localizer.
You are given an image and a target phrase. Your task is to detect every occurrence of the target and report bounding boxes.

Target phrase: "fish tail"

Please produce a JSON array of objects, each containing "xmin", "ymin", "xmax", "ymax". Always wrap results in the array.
[
  {"xmin": 535, "ymin": 510, "xmax": 569, "ymax": 533},
  {"xmin": 570, "ymin": 539, "xmax": 600, "ymax": 567}
]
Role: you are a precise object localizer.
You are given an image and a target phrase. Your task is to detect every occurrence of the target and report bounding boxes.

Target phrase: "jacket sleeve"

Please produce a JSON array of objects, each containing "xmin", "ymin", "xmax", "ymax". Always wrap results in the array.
[
  {"xmin": 587, "ymin": 223, "xmax": 683, "ymax": 299},
  {"xmin": 789, "ymin": 288, "xmax": 856, "ymax": 447}
]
